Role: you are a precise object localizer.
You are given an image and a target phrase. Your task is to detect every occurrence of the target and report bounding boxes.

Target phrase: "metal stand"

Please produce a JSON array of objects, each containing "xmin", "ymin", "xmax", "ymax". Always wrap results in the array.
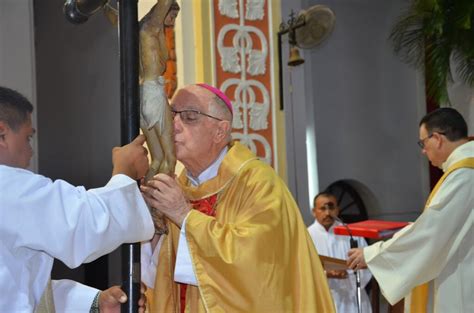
[
  {"xmin": 350, "ymin": 238, "xmax": 362, "ymax": 313},
  {"xmin": 336, "ymin": 216, "xmax": 363, "ymax": 313}
]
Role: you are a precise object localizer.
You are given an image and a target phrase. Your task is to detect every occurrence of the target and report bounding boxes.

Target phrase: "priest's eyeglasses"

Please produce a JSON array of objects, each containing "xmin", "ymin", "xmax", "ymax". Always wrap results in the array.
[
  {"xmin": 417, "ymin": 132, "xmax": 445, "ymax": 149},
  {"xmin": 171, "ymin": 109, "xmax": 223, "ymax": 124}
]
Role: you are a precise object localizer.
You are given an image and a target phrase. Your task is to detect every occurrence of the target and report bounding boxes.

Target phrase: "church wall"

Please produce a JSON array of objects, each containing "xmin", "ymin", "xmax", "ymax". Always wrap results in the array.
[
  {"xmin": 281, "ymin": 0, "xmax": 430, "ymax": 222},
  {"xmin": 306, "ymin": 0, "xmax": 428, "ymax": 221},
  {"xmin": 34, "ymin": 0, "xmax": 122, "ymax": 289},
  {"xmin": 280, "ymin": 0, "xmax": 324, "ymax": 224},
  {"xmin": 0, "ymin": 0, "xmax": 38, "ymax": 172}
]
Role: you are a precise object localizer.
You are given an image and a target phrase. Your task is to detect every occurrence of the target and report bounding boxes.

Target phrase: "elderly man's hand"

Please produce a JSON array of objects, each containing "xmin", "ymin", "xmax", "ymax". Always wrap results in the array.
[
  {"xmin": 98, "ymin": 283, "xmax": 147, "ymax": 313},
  {"xmin": 112, "ymin": 135, "xmax": 149, "ymax": 179},
  {"xmin": 140, "ymin": 173, "xmax": 190, "ymax": 227},
  {"xmin": 347, "ymin": 248, "xmax": 368, "ymax": 270}
]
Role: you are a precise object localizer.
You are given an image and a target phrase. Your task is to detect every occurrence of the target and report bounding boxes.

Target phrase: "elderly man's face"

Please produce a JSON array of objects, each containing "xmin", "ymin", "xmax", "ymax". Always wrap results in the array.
[
  {"xmin": 170, "ymin": 86, "xmax": 221, "ymax": 172},
  {"xmin": 0, "ymin": 113, "xmax": 35, "ymax": 169}
]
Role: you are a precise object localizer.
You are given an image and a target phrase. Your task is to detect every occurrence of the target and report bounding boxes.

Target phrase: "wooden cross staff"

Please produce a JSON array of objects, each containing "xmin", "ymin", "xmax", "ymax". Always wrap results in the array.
[{"xmin": 64, "ymin": 1, "xmax": 141, "ymax": 312}]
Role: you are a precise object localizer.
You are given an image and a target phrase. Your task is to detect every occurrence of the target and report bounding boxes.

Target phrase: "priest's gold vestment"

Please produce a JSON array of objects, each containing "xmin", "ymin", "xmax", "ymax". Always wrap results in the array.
[{"xmin": 147, "ymin": 142, "xmax": 335, "ymax": 313}]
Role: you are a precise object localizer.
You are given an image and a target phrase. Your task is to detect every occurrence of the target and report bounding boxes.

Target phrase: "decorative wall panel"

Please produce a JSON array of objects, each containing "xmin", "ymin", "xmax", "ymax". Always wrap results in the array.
[{"xmin": 213, "ymin": 0, "xmax": 274, "ymax": 165}]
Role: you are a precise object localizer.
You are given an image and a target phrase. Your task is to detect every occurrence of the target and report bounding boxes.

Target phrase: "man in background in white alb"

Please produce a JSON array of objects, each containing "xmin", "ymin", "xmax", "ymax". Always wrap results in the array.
[{"xmin": 308, "ymin": 192, "xmax": 372, "ymax": 313}]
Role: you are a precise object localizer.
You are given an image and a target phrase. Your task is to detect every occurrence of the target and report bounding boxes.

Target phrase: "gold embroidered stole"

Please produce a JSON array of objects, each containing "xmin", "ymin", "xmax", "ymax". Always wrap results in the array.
[
  {"xmin": 409, "ymin": 158, "xmax": 474, "ymax": 313},
  {"xmin": 35, "ymin": 278, "xmax": 55, "ymax": 313}
]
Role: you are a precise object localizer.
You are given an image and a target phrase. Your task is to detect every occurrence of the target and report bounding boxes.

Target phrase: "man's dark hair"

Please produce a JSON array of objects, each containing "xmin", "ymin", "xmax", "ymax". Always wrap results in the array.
[
  {"xmin": 313, "ymin": 191, "xmax": 338, "ymax": 207},
  {"xmin": 419, "ymin": 108, "xmax": 468, "ymax": 141},
  {"xmin": 0, "ymin": 86, "xmax": 33, "ymax": 131}
]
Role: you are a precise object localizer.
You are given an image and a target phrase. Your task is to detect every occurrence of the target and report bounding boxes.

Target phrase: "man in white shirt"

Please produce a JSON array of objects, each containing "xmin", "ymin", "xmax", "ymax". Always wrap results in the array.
[
  {"xmin": 348, "ymin": 108, "xmax": 473, "ymax": 312},
  {"xmin": 308, "ymin": 192, "xmax": 373, "ymax": 313},
  {"xmin": 0, "ymin": 86, "xmax": 153, "ymax": 312}
]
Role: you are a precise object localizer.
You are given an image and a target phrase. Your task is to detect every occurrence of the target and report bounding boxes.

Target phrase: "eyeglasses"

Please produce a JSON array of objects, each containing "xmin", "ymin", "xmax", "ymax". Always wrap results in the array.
[
  {"xmin": 171, "ymin": 109, "xmax": 223, "ymax": 124},
  {"xmin": 417, "ymin": 132, "xmax": 445, "ymax": 149}
]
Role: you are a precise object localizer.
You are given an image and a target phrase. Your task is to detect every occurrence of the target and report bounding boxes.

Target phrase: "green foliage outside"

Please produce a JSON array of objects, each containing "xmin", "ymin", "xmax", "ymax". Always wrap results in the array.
[{"xmin": 390, "ymin": 0, "xmax": 473, "ymax": 105}]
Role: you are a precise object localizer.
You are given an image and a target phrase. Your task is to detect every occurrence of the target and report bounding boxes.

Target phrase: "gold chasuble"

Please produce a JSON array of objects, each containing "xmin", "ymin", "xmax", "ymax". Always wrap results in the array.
[
  {"xmin": 408, "ymin": 157, "xmax": 474, "ymax": 313},
  {"xmin": 147, "ymin": 142, "xmax": 335, "ymax": 313}
]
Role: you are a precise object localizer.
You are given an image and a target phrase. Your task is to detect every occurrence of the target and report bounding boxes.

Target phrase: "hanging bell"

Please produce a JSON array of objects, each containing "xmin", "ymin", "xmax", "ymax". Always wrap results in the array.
[{"xmin": 288, "ymin": 46, "xmax": 304, "ymax": 66}]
